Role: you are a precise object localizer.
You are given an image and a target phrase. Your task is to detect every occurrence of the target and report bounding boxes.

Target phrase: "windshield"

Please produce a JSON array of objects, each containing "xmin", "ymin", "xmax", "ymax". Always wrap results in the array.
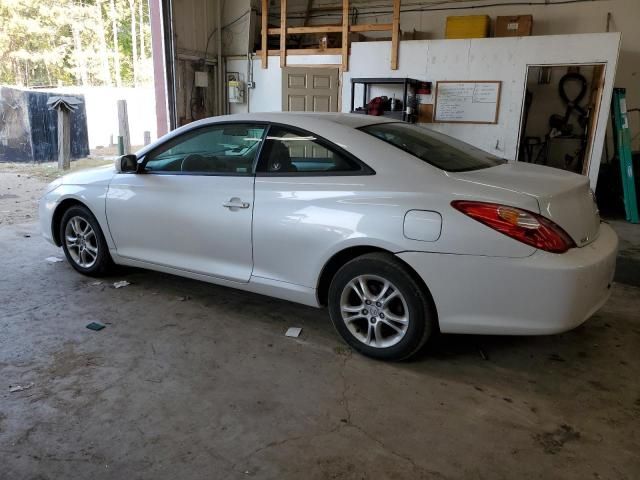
[{"xmin": 359, "ymin": 122, "xmax": 504, "ymax": 172}]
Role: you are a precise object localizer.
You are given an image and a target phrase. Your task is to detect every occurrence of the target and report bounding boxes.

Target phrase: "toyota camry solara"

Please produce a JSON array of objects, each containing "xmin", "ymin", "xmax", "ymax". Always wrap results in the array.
[{"xmin": 39, "ymin": 113, "xmax": 618, "ymax": 360}]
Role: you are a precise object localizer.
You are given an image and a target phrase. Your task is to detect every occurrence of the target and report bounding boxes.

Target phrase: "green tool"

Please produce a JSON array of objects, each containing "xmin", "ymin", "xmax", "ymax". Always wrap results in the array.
[{"xmin": 611, "ymin": 88, "xmax": 639, "ymax": 223}]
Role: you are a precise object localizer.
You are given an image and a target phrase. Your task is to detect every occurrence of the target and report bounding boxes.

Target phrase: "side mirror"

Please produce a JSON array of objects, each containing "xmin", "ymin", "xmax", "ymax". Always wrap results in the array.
[{"xmin": 116, "ymin": 154, "xmax": 138, "ymax": 173}]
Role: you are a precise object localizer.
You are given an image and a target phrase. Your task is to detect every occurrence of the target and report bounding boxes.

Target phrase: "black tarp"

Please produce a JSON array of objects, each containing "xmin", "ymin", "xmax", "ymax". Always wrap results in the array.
[
  {"xmin": 28, "ymin": 90, "xmax": 89, "ymax": 162},
  {"xmin": 0, "ymin": 87, "xmax": 90, "ymax": 162}
]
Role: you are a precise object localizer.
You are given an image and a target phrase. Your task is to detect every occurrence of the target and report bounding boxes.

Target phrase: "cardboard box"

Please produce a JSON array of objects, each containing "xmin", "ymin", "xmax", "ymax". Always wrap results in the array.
[
  {"xmin": 445, "ymin": 15, "xmax": 490, "ymax": 39},
  {"xmin": 495, "ymin": 15, "xmax": 533, "ymax": 37}
]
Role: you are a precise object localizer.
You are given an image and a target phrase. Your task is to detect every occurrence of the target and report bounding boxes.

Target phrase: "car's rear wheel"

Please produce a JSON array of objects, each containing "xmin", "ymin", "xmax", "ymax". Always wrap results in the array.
[
  {"xmin": 60, "ymin": 205, "xmax": 113, "ymax": 276},
  {"xmin": 328, "ymin": 252, "xmax": 435, "ymax": 361}
]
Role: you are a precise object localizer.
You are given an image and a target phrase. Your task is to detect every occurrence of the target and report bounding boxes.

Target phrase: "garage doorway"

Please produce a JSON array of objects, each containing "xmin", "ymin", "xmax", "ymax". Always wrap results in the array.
[
  {"xmin": 282, "ymin": 67, "xmax": 340, "ymax": 112},
  {"xmin": 518, "ymin": 63, "xmax": 606, "ymax": 175}
]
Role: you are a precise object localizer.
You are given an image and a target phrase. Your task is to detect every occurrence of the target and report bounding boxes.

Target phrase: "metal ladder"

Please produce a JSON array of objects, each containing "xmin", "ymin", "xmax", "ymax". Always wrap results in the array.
[{"xmin": 611, "ymin": 88, "xmax": 639, "ymax": 223}]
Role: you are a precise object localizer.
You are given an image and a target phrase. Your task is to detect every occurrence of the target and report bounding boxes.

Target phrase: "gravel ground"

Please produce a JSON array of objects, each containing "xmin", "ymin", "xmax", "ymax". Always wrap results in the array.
[
  {"xmin": 0, "ymin": 159, "xmax": 111, "ymax": 226},
  {"xmin": 0, "ymin": 160, "xmax": 638, "ymax": 479},
  {"xmin": 0, "ymin": 171, "xmax": 46, "ymax": 226}
]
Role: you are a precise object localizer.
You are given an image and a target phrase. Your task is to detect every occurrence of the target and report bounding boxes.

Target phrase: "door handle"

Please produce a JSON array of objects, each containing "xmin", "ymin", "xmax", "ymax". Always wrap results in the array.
[{"xmin": 222, "ymin": 198, "xmax": 250, "ymax": 209}]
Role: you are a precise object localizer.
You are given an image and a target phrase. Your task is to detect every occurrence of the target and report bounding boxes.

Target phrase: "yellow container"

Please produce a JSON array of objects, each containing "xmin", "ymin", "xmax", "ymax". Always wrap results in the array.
[{"xmin": 445, "ymin": 15, "xmax": 491, "ymax": 39}]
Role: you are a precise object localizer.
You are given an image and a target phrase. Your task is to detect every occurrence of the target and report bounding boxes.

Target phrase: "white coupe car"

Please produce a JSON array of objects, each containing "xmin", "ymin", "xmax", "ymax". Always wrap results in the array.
[{"xmin": 40, "ymin": 113, "xmax": 617, "ymax": 360}]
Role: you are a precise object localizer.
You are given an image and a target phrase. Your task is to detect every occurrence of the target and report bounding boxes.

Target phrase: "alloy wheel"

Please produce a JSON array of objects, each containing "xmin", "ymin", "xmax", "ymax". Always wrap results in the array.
[
  {"xmin": 64, "ymin": 216, "xmax": 98, "ymax": 268},
  {"xmin": 339, "ymin": 274, "xmax": 409, "ymax": 348}
]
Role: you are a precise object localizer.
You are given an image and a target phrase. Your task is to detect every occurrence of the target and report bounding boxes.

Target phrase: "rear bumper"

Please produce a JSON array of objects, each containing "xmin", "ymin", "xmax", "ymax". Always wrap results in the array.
[{"xmin": 397, "ymin": 223, "xmax": 618, "ymax": 335}]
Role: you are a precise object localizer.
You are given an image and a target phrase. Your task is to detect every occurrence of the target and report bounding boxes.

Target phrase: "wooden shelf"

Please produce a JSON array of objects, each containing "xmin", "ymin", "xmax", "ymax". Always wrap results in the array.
[
  {"xmin": 350, "ymin": 23, "xmax": 393, "ymax": 32},
  {"xmin": 267, "ymin": 23, "xmax": 393, "ymax": 36},
  {"xmin": 256, "ymin": 48, "xmax": 343, "ymax": 56},
  {"xmin": 260, "ymin": 0, "xmax": 401, "ymax": 71},
  {"xmin": 268, "ymin": 26, "xmax": 343, "ymax": 35}
]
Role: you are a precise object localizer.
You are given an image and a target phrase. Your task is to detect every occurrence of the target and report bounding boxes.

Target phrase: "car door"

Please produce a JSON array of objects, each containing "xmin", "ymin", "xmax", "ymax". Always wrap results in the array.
[
  {"xmin": 106, "ymin": 123, "xmax": 267, "ymax": 283},
  {"xmin": 252, "ymin": 125, "xmax": 374, "ymax": 288}
]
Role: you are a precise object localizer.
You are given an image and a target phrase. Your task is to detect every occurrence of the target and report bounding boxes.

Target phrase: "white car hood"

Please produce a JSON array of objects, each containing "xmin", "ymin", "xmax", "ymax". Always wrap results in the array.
[{"xmin": 61, "ymin": 164, "xmax": 117, "ymax": 186}]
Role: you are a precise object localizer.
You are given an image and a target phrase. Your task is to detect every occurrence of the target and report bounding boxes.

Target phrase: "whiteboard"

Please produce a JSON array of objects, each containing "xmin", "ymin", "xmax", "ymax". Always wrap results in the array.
[{"xmin": 434, "ymin": 81, "xmax": 501, "ymax": 124}]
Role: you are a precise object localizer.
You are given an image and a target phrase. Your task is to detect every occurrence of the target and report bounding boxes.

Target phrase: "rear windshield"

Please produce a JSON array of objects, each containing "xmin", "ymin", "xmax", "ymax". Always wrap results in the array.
[{"xmin": 359, "ymin": 122, "xmax": 504, "ymax": 172}]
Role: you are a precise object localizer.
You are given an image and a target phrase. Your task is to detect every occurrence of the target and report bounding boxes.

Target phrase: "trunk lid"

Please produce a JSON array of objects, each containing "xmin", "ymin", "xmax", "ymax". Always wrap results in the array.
[{"xmin": 450, "ymin": 162, "xmax": 600, "ymax": 247}]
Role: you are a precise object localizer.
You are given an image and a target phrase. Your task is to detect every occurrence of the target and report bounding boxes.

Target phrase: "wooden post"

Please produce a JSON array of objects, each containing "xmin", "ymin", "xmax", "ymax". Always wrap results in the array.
[
  {"xmin": 342, "ymin": 0, "xmax": 349, "ymax": 71},
  {"xmin": 47, "ymin": 96, "xmax": 81, "ymax": 169},
  {"xmin": 391, "ymin": 0, "xmax": 400, "ymax": 70},
  {"xmin": 280, "ymin": 0, "xmax": 287, "ymax": 68},
  {"xmin": 57, "ymin": 108, "xmax": 71, "ymax": 170},
  {"xmin": 261, "ymin": 0, "xmax": 268, "ymax": 68},
  {"xmin": 143, "ymin": 130, "xmax": 151, "ymax": 146},
  {"xmin": 117, "ymin": 99, "xmax": 131, "ymax": 154}
]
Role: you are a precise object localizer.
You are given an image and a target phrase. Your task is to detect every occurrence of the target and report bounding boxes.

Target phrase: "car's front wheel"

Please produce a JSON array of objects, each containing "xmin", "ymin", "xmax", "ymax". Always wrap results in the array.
[
  {"xmin": 328, "ymin": 253, "xmax": 436, "ymax": 361},
  {"xmin": 60, "ymin": 205, "xmax": 113, "ymax": 276}
]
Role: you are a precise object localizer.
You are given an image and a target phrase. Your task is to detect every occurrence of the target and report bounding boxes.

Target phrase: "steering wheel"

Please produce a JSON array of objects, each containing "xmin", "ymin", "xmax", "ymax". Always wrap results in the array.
[{"xmin": 180, "ymin": 154, "xmax": 206, "ymax": 172}]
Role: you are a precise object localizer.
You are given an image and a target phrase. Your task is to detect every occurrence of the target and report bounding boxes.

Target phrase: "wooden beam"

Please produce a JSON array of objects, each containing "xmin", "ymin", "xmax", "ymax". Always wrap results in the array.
[
  {"xmin": 350, "ymin": 23, "xmax": 392, "ymax": 32},
  {"xmin": 261, "ymin": 0, "xmax": 268, "ymax": 68},
  {"xmin": 391, "ymin": 0, "xmax": 400, "ymax": 70},
  {"xmin": 342, "ymin": 0, "xmax": 349, "ymax": 71},
  {"xmin": 257, "ymin": 48, "xmax": 343, "ymax": 56},
  {"xmin": 268, "ymin": 24, "xmax": 392, "ymax": 35},
  {"xmin": 268, "ymin": 25, "xmax": 343, "ymax": 35},
  {"xmin": 280, "ymin": 0, "xmax": 287, "ymax": 68}
]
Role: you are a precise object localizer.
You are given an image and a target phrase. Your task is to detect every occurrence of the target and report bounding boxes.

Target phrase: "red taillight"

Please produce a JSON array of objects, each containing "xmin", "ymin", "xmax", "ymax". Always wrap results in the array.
[{"xmin": 451, "ymin": 200, "xmax": 576, "ymax": 254}]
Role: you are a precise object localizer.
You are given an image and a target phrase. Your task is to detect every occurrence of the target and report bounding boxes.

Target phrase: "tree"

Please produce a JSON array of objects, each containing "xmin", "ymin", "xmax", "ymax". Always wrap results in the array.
[
  {"xmin": 109, "ymin": 0, "xmax": 122, "ymax": 87},
  {"xmin": 95, "ymin": 0, "xmax": 112, "ymax": 86},
  {"xmin": 0, "ymin": 0, "xmax": 152, "ymax": 88},
  {"xmin": 128, "ymin": 0, "xmax": 137, "ymax": 84}
]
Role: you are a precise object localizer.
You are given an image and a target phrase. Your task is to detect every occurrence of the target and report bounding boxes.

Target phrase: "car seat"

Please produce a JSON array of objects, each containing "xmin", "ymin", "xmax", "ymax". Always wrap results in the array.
[{"xmin": 265, "ymin": 141, "xmax": 297, "ymax": 172}]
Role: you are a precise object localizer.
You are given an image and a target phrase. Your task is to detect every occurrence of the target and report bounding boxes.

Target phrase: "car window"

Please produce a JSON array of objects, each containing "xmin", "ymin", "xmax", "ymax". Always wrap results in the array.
[
  {"xmin": 144, "ymin": 124, "xmax": 266, "ymax": 174},
  {"xmin": 257, "ymin": 126, "xmax": 361, "ymax": 174},
  {"xmin": 360, "ymin": 122, "xmax": 504, "ymax": 172}
]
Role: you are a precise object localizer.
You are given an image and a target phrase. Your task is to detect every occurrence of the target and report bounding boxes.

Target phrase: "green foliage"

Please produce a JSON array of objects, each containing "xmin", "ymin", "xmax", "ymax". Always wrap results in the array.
[{"xmin": 0, "ymin": 0, "xmax": 152, "ymax": 87}]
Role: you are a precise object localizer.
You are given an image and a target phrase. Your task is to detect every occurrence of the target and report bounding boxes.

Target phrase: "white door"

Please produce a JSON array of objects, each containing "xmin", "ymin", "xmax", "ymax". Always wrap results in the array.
[{"xmin": 106, "ymin": 123, "xmax": 266, "ymax": 282}]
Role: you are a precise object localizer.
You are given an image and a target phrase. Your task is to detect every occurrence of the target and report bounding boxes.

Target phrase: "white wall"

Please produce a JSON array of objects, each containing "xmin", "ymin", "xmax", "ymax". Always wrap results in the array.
[
  {"xmin": 271, "ymin": 0, "xmax": 639, "ymax": 148},
  {"xmin": 247, "ymin": 33, "xmax": 620, "ymax": 188},
  {"xmin": 172, "ymin": 0, "xmax": 639, "ymax": 142},
  {"xmin": 53, "ymin": 87, "xmax": 157, "ymax": 149}
]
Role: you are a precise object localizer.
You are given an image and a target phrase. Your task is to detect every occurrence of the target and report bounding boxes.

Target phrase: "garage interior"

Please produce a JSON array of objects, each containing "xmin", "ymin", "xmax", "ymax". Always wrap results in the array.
[
  {"xmin": 2, "ymin": 0, "xmax": 640, "ymax": 478},
  {"xmin": 519, "ymin": 64, "xmax": 606, "ymax": 174}
]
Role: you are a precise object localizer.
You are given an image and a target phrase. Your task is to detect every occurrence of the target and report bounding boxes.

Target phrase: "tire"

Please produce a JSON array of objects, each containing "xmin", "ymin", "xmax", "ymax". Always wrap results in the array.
[
  {"xmin": 328, "ymin": 252, "xmax": 435, "ymax": 361},
  {"xmin": 59, "ymin": 205, "xmax": 113, "ymax": 277}
]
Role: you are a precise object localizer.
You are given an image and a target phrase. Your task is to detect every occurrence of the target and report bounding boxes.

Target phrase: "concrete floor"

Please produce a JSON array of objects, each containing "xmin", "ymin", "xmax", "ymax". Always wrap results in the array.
[
  {"xmin": 610, "ymin": 219, "xmax": 640, "ymax": 287},
  {"xmin": 1, "ymin": 171, "xmax": 640, "ymax": 479},
  {"xmin": 1, "ymin": 219, "xmax": 639, "ymax": 479}
]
